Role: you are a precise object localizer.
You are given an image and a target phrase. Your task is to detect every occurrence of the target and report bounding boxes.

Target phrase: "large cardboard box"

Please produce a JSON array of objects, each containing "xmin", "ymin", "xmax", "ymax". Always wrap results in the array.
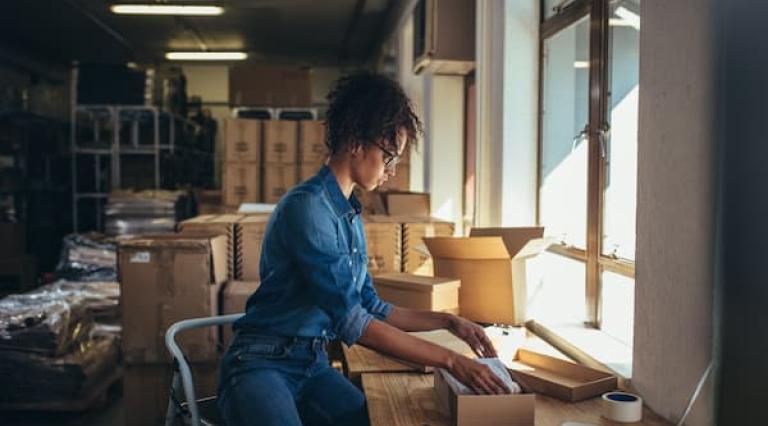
[
  {"xmin": 299, "ymin": 162, "xmax": 324, "ymax": 182},
  {"xmin": 178, "ymin": 214, "xmax": 244, "ymax": 279},
  {"xmin": 263, "ymin": 120, "xmax": 298, "ymax": 164},
  {"xmin": 223, "ymin": 162, "xmax": 260, "ymax": 207},
  {"xmin": 263, "ymin": 163, "xmax": 298, "ymax": 204},
  {"xmin": 383, "ymin": 192, "xmax": 430, "ymax": 216},
  {"xmin": 424, "ymin": 227, "xmax": 550, "ymax": 325},
  {"xmin": 220, "ymin": 280, "xmax": 261, "ymax": 347},
  {"xmin": 373, "ymin": 272, "xmax": 460, "ymax": 314},
  {"xmin": 379, "ymin": 164, "xmax": 410, "ymax": 191},
  {"xmin": 434, "ymin": 367, "xmax": 535, "ymax": 426},
  {"xmin": 223, "ymin": 118, "xmax": 261, "ymax": 163},
  {"xmin": 123, "ymin": 362, "xmax": 219, "ymax": 426},
  {"xmin": 355, "ymin": 189, "xmax": 387, "ymax": 216},
  {"xmin": 118, "ymin": 234, "xmax": 228, "ymax": 363},
  {"xmin": 298, "ymin": 120, "xmax": 328, "ymax": 163},
  {"xmin": 0, "ymin": 223, "xmax": 25, "ymax": 259},
  {"xmin": 363, "ymin": 216, "xmax": 402, "ymax": 274},
  {"xmin": 508, "ymin": 349, "xmax": 617, "ymax": 402},
  {"xmin": 229, "ymin": 65, "xmax": 312, "ymax": 107},
  {"xmin": 236, "ymin": 215, "xmax": 270, "ymax": 280},
  {"xmin": 402, "ymin": 218, "xmax": 455, "ymax": 275}
]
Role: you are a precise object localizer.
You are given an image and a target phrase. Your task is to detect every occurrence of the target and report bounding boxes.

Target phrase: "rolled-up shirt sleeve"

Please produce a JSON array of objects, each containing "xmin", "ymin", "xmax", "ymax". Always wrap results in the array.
[
  {"xmin": 360, "ymin": 271, "xmax": 393, "ymax": 320},
  {"xmin": 279, "ymin": 192, "xmax": 373, "ymax": 345}
]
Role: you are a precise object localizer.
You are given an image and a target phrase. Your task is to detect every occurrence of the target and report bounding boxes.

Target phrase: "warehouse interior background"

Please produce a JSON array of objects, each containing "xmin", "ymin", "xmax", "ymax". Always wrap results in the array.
[{"xmin": 0, "ymin": 0, "xmax": 766, "ymax": 425}]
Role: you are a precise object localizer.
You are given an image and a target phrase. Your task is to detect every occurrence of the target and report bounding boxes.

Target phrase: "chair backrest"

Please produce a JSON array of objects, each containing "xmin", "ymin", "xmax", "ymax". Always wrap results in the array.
[{"xmin": 164, "ymin": 313, "xmax": 244, "ymax": 426}]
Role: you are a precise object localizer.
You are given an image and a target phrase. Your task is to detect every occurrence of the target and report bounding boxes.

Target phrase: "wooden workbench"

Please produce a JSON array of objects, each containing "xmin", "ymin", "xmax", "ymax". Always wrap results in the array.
[{"xmin": 362, "ymin": 372, "xmax": 671, "ymax": 426}]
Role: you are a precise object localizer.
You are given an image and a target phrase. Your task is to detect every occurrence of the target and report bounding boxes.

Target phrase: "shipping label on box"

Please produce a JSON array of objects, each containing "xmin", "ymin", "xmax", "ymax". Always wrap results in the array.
[
  {"xmin": 223, "ymin": 162, "xmax": 260, "ymax": 207},
  {"xmin": 236, "ymin": 215, "xmax": 270, "ymax": 280},
  {"xmin": 264, "ymin": 120, "xmax": 298, "ymax": 164},
  {"xmin": 224, "ymin": 118, "xmax": 261, "ymax": 163},
  {"xmin": 299, "ymin": 120, "xmax": 328, "ymax": 163},
  {"xmin": 118, "ymin": 234, "xmax": 228, "ymax": 363},
  {"xmin": 363, "ymin": 217, "xmax": 402, "ymax": 274},
  {"xmin": 424, "ymin": 227, "xmax": 552, "ymax": 325},
  {"xmin": 263, "ymin": 163, "xmax": 298, "ymax": 204}
]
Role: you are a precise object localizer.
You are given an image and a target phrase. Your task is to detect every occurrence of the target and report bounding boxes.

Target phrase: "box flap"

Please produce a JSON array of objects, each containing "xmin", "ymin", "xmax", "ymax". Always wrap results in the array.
[
  {"xmin": 469, "ymin": 227, "xmax": 544, "ymax": 257},
  {"xmin": 209, "ymin": 235, "xmax": 229, "ymax": 284},
  {"xmin": 208, "ymin": 214, "xmax": 245, "ymax": 224},
  {"xmin": 424, "ymin": 237, "xmax": 511, "ymax": 260},
  {"xmin": 239, "ymin": 215, "xmax": 271, "ymax": 225},
  {"xmin": 119, "ymin": 234, "xmax": 214, "ymax": 251}
]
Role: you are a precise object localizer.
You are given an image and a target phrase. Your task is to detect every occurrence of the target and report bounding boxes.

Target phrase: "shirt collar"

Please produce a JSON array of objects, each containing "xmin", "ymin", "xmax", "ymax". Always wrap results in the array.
[{"xmin": 319, "ymin": 165, "xmax": 362, "ymax": 218}]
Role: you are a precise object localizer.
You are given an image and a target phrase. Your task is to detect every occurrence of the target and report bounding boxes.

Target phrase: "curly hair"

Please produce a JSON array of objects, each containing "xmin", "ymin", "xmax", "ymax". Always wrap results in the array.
[{"xmin": 324, "ymin": 72, "xmax": 422, "ymax": 156}]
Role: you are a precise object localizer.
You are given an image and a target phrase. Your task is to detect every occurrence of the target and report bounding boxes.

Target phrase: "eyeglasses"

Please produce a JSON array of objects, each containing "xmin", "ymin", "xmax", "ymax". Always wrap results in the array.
[{"xmin": 373, "ymin": 141, "xmax": 401, "ymax": 169}]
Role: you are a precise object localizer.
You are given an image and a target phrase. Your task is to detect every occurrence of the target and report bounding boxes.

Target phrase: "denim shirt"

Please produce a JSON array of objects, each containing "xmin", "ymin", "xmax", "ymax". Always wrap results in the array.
[{"xmin": 233, "ymin": 165, "xmax": 393, "ymax": 346}]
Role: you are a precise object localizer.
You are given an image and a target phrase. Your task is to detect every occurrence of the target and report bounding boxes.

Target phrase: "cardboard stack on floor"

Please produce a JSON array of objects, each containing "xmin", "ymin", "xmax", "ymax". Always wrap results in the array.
[
  {"xmin": 118, "ymin": 234, "xmax": 227, "ymax": 426},
  {"xmin": 298, "ymin": 120, "xmax": 328, "ymax": 182},
  {"xmin": 222, "ymin": 118, "xmax": 261, "ymax": 209},
  {"xmin": 262, "ymin": 121, "xmax": 298, "ymax": 204}
]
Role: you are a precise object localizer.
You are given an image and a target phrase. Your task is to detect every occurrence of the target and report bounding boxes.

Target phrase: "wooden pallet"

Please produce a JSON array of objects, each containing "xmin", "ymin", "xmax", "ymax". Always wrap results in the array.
[{"xmin": 0, "ymin": 367, "xmax": 123, "ymax": 412}]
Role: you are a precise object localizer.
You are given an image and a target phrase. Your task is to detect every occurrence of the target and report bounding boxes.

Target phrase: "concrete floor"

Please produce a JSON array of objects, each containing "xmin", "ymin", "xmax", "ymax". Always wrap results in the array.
[{"xmin": 0, "ymin": 384, "xmax": 124, "ymax": 426}]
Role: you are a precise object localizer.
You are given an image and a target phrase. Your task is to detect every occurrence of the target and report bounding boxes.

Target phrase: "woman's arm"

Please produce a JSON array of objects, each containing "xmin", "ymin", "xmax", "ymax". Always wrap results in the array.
[
  {"xmin": 357, "ymin": 319, "xmax": 510, "ymax": 395},
  {"xmin": 385, "ymin": 306, "xmax": 498, "ymax": 358}
]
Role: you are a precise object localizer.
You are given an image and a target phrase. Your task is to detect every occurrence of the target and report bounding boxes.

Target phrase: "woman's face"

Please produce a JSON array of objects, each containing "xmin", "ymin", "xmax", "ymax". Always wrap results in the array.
[{"xmin": 351, "ymin": 127, "xmax": 407, "ymax": 191}]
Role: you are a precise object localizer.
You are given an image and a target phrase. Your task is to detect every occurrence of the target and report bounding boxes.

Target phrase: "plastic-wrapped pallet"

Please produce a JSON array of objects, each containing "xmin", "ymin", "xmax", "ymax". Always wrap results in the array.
[
  {"xmin": 55, "ymin": 233, "xmax": 117, "ymax": 282},
  {"xmin": 104, "ymin": 189, "xmax": 193, "ymax": 236}
]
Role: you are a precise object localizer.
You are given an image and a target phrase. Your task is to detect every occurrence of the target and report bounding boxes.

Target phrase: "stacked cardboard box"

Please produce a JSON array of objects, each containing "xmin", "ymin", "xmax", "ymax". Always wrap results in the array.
[
  {"xmin": 263, "ymin": 121, "xmax": 298, "ymax": 204},
  {"xmin": 220, "ymin": 280, "xmax": 261, "ymax": 347},
  {"xmin": 402, "ymin": 218, "xmax": 455, "ymax": 275},
  {"xmin": 363, "ymin": 216, "xmax": 403, "ymax": 274},
  {"xmin": 119, "ymin": 234, "xmax": 227, "ymax": 425},
  {"xmin": 177, "ymin": 214, "xmax": 244, "ymax": 280},
  {"xmin": 229, "ymin": 65, "xmax": 312, "ymax": 107},
  {"xmin": 298, "ymin": 120, "xmax": 327, "ymax": 182},
  {"xmin": 373, "ymin": 273, "xmax": 460, "ymax": 314},
  {"xmin": 223, "ymin": 119, "xmax": 261, "ymax": 208},
  {"xmin": 236, "ymin": 215, "xmax": 270, "ymax": 280}
]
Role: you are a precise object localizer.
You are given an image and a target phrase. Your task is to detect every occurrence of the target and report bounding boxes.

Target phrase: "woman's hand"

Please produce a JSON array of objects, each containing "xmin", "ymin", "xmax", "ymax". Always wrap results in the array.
[
  {"xmin": 447, "ymin": 354, "xmax": 510, "ymax": 395},
  {"xmin": 447, "ymin": 315, "xmax": 498, "ymax": 358}
]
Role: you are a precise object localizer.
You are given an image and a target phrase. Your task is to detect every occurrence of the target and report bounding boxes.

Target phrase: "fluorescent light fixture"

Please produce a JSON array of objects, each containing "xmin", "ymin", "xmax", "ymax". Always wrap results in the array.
[
  {"xmin": 614, "ymin": 6, "xmax": 640, "ymax": 30},
  {"xmin": 573, "ymin": 61, "xmax": 590, "ymax": 69},
  {"xmin": 165, "ymin": 51, "xmax": 247, "ymax": 61},
  {"xmin": 111, "ymin": 4, "xmax": 224, "ymax": 16}
]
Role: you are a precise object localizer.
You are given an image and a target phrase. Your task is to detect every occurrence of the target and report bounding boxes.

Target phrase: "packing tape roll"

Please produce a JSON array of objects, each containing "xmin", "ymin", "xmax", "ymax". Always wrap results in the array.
[{"xmin": 601, "ymin": 392, "xmax": 643, "ymax": 423}]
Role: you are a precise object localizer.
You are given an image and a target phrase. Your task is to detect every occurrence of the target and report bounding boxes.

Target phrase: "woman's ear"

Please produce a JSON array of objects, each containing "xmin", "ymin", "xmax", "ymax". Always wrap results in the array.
[{"xmin": 349, "ymin": 142, "xmax": 363, "ymax": 159}]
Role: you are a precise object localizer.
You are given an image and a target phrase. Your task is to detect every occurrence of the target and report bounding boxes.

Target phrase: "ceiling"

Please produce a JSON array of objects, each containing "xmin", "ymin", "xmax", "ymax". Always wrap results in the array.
[{"xmin": 0, "ymin": 0, "xmax": 409, "ymax": 75}]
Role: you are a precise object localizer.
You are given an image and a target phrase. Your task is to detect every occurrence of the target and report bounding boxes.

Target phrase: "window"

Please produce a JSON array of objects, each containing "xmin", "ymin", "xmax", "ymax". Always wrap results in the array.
[{"xmin": 533, "ymin": 0, "xmax": 640, "ymax": 375}]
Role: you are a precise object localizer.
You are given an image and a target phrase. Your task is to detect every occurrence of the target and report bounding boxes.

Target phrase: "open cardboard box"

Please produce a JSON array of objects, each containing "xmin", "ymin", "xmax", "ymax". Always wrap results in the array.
[
  {"xmin": 507, "ymin": 349, "xmax": 617, "ymax": 402},
  {"xmin": 434, "ymin": 367, "xmax": 535, "ymax": 426},
  {"xmin": 424, "ymin": 227, "xmax": 553, "ymax": 325}
]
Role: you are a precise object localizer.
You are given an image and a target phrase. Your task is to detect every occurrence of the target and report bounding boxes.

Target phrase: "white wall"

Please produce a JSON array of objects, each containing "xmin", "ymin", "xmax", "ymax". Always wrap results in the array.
[
  {"xmin": 634, "ymin": 0, "xmax": 715, "ymax": 424},
  {"xmin": 475, "ymin": 0, "xmax": 539, "ymax": 227}
]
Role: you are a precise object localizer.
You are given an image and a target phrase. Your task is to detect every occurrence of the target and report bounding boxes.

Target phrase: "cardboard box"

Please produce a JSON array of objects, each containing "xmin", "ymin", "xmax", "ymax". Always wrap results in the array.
[
  {"xmin": 383, "ymin": 192, "xmax": 430, "ymax": 216},
  {"xmin": 379, "ymin": 164, "xmax": 410, "ymax": 191},
  {"xmin": 220, "ymin": 280, "xmax": 261, "ymax": 347},
  {"xmin": 0, "ymin": 223, "xmax": 25, "ymax": 259},
  {"xmin": 236, "ymin": 215, "xmax": 270, "ymax": 280},
  {"xmin": 402, "ymin": 218, "xmax": 455, "ymax": 275},
  {"xmin": 124, "ymin": 362, "xmax": 219, "ymax": 426},
  {"xmin": 223, "ymin": 162, "xmax": 260, "ymax": 207},
  {"xmin": 299, "ymin": 162, "xmax": 324, "ymax": 182},
  {"xmin": 178, "ymin": 214, "xmax": 244, "ymax": 280},
  {"xmin": 508, "ymin": 349, "xmax": 617, "ymax": 402},
  {"xmin": 299, "ymin": 120, "xmax": 328, "ymax": 163},
  {"xmin": 223, "ymin": 118, "xmax": 261, "ymax": 163},
  {"xmin": 434, "ymin": 367, "xmax": 535, "ymax": 426},
  {"xmin": 363, "ymin": 216, "xmax": 402, "ymax": 274},
  {"xmin": 373, "ymin": 272, "xmax": 460, "ymax": 314},
  {"xmin": 356, "ymin": 189, "xmax": 387, "ymax": 216},
  {"xmin": 263, "ymin": 163, "xmax": 298, "ymax": 204},
  {"xmin": 118, "ymin": 234, "xmax": 228, "ymax": 363},
  {"xmin": 424, "ymin": 227, "xmax": 550, "ymax": 325},
  {"xmin": 229, "ymin": 65, "xmax": 312, "ymax": 107},
  {"xmin": 263, "ymin": 120, "xmax": 298, "ymax": 164}
]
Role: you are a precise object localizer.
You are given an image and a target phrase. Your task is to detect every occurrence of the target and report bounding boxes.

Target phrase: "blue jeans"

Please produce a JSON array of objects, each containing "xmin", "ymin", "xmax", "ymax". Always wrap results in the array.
[{"xmin": 218, "ymin": 332, "xmax": 369, "ymax": 426}]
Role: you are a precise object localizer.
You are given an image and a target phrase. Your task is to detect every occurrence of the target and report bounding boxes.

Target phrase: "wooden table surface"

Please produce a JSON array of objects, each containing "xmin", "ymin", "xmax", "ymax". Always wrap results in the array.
[{"xmin": 362, "ymin": 372, "xmax": 671, "ymax": 426}]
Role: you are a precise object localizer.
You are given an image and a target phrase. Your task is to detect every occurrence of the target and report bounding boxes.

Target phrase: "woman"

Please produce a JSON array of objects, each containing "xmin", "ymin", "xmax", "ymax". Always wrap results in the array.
[{"xmin": 219, "ymin": 73, "xmax": 510, "ymax": 426}]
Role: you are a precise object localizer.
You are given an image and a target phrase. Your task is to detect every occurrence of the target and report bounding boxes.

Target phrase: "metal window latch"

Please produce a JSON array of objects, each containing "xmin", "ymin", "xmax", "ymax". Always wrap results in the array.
[
  {"xmin": 572, "ymin": 124, "xmax": 589, "ymax": 153},
  {"xmin": 598, "ymin": 123, "xmax": 611, "ymax": 159}
]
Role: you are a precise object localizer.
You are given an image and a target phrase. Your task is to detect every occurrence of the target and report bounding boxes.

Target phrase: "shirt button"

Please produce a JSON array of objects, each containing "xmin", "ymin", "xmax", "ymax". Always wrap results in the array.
[
  {"xmin": 353, "ymin": 247, "xmax": 358, "ymax": 253},
  {"xmin": 322, "ymin": 329, "xmax": 327, "ymax": 336},
  {"xmin": 348, "ymin": 260, "xmax": 352, "ymax": 267},
  {"xmin": 353, "ymin": 276, "xmax": 357, "ymax": 283}
]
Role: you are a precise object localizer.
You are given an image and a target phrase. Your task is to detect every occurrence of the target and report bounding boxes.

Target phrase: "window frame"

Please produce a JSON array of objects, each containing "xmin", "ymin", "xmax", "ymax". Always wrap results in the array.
[{"xmin": 537, "ymin": 0, "xmax": 635, "ymax": 328}]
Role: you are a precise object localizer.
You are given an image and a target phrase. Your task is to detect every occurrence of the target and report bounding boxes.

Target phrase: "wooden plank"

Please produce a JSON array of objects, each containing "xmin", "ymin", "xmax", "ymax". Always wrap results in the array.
[
  {"xmin": 362, "ymin": 373, "xmax": 449, "ymax": 426},
  {"xmin": 363, "ymin": 372, "xmax": 671, "ymax": 426},
  {"xmin": 343, "ymin": 344, "xmax": 416, "ymax": 383}
]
